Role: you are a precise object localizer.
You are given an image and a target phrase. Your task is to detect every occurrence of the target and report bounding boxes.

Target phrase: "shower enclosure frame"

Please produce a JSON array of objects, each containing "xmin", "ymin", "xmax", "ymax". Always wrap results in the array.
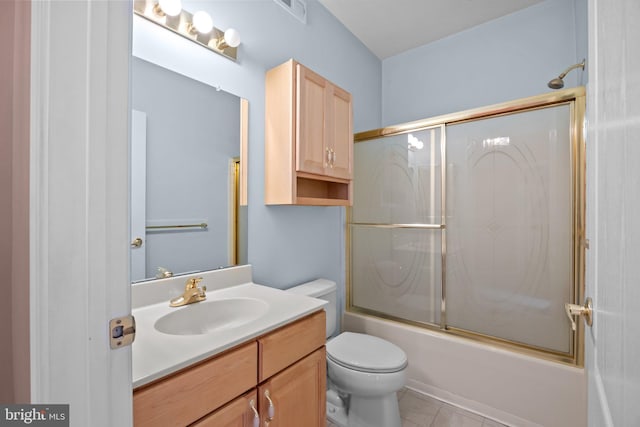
[{"xmin": 347, "ymin": 87, "xmax": 586, "ymax": 366}]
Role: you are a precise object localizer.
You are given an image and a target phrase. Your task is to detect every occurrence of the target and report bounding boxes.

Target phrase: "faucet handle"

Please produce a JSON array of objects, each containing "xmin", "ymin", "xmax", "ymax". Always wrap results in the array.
[{"xmin": 185, "ymin": 277, "xmax": 203, "ymax": 290}]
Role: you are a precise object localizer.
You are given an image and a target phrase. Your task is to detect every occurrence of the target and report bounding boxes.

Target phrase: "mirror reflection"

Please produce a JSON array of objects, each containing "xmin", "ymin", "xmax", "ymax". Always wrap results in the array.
[{"xmin": 130, "ymin": 57, "xmax": 248, "ymax": 282}]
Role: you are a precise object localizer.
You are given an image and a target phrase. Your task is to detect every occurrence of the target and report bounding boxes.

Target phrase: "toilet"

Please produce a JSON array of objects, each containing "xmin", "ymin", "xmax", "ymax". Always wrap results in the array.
[{"xmin": 287, "ymin": 279, "xmax": 407, "ymax": 427}]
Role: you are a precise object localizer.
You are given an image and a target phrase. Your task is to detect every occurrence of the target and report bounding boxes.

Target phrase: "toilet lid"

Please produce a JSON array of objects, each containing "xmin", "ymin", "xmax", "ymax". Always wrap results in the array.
[{"xmin": 326, "ymin": 332, "xmax": 407, "ymax": 373}]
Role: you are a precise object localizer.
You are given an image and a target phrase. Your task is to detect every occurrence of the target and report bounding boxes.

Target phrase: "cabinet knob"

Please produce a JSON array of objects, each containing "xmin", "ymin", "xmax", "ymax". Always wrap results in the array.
[
  {"xmin": 249, "ymin": 399, "xmax": 260, "ymax": 427},
  {"xmin": 264, "ymin": 390, "xmax": 275, "ymax": 421}
]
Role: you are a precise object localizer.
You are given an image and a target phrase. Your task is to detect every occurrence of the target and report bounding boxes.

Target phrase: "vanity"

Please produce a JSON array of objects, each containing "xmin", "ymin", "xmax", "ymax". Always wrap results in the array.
[{"xmin": 131, "ymin": 266, "xmax": 327, "ymax": 426}]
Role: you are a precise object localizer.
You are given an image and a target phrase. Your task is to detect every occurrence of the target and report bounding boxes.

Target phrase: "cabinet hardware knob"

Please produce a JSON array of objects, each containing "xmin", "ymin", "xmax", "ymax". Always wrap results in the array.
[
  {"xmin": 327, "ymin": 148, "xmax": 335, "ymax": 168},
  {"xmin": 131, "ymin": 237, "xmax": 143, "ymax": 248},
  {"xmin": 264, "ymin": 390, "xmax": 275, "ymax": 421},
  {"xmin": 249, "ymin": 399, "xmax": 260, "ymax": 427}
]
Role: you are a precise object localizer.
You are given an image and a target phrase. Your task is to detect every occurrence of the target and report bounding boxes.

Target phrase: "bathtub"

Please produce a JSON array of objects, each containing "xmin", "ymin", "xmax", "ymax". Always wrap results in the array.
[{"xmin": 343, "ymin": 312, "xmax": 586, "ymax": 427}]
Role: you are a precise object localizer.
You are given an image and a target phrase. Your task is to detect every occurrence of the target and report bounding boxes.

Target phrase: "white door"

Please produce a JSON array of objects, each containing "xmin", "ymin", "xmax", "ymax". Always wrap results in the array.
[
  {"xmin": 131, "ymin": 110, "xmax": 147, "ymax": 282},
  {"xmin": 31, "ymin": 1, "xmax": 133, "ymax": 426},
  {"xmin": 586, "ymin": 0, "xmax": 640, "ymax": 425}
]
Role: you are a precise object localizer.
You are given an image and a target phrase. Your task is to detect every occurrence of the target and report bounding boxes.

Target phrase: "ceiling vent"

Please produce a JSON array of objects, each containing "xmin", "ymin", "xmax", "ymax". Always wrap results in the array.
[{"xmin": 274, "ymin": 0, "xmax": 307, "ymax": 24}]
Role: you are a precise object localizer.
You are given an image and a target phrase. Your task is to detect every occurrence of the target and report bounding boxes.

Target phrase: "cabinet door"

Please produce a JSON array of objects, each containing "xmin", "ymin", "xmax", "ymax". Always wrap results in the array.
[
  {"xmin": 258, "ymin": 348, "xmax": 326, "ymax": 427},
  {"xmin": 326, "ymin": 85, "xmax": 353, "ymax": 179},
  {"xmin": 192, "ymin": 390, "xmax": 259, "ymax": 427},
  {"xmin": 296, "ymin": 64, "xmax": 328, "ymax": 176}
]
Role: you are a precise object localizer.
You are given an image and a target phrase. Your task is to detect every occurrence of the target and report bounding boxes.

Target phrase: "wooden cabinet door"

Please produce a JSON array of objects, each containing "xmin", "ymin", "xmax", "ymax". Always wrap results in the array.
[
  {"xmin": 326, "ymin": 85, "xmax": 353, "ymax": 180},
  {"xmin": 296, "ymin": 64, "xmax": 327, "ymax": 176},
  {"xmin": 192, "ymin": 390, "xmax": 259, "ymax": 427},
  {"xmin": 258, "ymin": 348, "xmax": 326, "ymax": 427}
]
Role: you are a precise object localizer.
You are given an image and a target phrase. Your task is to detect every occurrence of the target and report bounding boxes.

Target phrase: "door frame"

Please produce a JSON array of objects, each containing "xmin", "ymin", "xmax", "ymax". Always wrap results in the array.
[{"xmin": 30, "ymin": 1, "xmax": 133, "ymax": 426}]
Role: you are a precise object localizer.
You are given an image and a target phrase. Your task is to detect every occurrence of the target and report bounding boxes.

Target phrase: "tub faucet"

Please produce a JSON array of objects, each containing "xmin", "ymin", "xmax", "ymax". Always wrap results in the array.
[{"xmin": 170, "ymin": 277, "xmax": 207, "ymax": 307}]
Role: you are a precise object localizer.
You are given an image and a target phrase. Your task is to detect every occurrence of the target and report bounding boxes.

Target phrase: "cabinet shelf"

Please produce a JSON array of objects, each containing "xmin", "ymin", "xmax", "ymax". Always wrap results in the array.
[{"xmin": 296, "ymin": 177, "xmax": 351, "ymax": 206}]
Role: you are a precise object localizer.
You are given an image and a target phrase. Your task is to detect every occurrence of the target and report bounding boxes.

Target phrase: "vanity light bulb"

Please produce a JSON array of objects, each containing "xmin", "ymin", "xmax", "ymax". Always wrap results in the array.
[
  {"xmin": 158, "ymin": 0, "xmax": 182, "ymax": 17},
  {"xmin": 192, "ymin": 11, "xmax": 213, "ymax": 34},
  {"xmin": 223, "ymin": 28, "xmax": 241, "ymax": 48}
]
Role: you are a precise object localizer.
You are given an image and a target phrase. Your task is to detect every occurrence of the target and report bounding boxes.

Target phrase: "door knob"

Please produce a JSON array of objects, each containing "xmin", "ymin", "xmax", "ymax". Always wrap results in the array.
[
  {"xmin": 131, "ymin": 237, "xmax": 143, "ymax": 248},
  {"xmin": 564, "ymin": 297, "xmax": 593, "ymax": 330}
]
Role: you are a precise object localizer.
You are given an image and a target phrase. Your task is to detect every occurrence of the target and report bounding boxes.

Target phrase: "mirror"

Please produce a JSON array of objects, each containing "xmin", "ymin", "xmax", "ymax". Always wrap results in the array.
[{"xmin": 130, "ymin": 57, "xmax": 248, "ymax": 282}]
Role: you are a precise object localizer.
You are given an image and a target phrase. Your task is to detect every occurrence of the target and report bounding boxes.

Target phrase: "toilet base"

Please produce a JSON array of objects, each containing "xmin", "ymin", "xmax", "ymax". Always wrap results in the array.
[
  {"xmin": 326, "ymin": 389, "xmax": 347, "ymax": 426},
  {"xmin": 327, "ymin": 407, "xmax": 347, "ymax": 427},
  {"xmin": 326, "ymin": 390, "xmax": 401, "ymax": 427}
]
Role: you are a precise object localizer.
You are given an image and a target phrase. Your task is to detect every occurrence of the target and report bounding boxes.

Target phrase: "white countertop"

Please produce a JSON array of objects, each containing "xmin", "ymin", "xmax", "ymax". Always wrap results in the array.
[{"xmin": 132, "ymin": 280, "xmax": 326, "ymax": 388}]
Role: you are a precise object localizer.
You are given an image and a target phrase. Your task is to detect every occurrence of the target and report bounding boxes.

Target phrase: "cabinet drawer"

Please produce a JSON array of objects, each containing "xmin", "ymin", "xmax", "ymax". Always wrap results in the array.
[
  {"xmin": 134, "ymin": 342, "xmax": 257, "ymax": 427},
  {"xmin": 258, "ymin": 310, "xmax": 325, "ymax": 381}
]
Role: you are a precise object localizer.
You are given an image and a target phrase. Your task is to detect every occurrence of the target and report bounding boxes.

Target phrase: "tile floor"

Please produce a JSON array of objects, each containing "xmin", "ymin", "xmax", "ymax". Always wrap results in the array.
[{"xmin": 326, "ymin": 388, "xmax": 508, "ymax": 427}]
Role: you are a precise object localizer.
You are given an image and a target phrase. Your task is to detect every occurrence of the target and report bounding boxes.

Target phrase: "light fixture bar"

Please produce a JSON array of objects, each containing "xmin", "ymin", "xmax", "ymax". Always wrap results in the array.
[{"xmin": 133, "ymin": 0, "xmax": 239, "ymax": 61}]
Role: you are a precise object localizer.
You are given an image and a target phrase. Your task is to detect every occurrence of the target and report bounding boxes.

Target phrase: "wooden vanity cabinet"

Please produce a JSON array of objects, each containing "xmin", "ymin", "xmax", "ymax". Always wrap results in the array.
[
  {"xmin": 133, "ymin": 310, "xmax": 326, "ymax": 427},
  {"xmin": 265, "ymin": 59, "xmax": 353, "ymax": 206}
]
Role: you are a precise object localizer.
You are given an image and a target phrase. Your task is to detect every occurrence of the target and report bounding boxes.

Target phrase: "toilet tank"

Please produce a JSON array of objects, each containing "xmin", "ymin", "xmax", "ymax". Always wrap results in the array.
[{"xmin": 287, "ymin": 279, "xmax": 337, "ymax": 338}]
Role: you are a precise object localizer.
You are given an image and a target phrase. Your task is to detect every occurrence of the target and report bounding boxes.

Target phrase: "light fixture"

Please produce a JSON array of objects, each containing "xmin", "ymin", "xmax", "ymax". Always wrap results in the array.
[
  {"xmin": 210, "ymin": 28, "xmax": 241, "ymax": 50},
  {"xmin": 190, "ymin": 11, "xmax": 213, "ymax": 35},
  {"xmin": 153, "ymin": 0, "xmax": 182, "ymax": 17},
  {"xmin": 134, "ymin": 0, "xmax": 241, "ymax": 61}
]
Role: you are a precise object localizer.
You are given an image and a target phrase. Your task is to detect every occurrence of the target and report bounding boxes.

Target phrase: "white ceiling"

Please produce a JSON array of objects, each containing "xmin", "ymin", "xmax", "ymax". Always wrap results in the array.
[{"xmin": 318, "ymin": 0, "xmax": 544, "ymax": 59}]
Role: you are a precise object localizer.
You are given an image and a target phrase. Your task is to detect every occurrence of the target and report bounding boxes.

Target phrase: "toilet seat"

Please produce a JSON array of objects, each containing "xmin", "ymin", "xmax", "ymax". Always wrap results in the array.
[{"xmin": 326, "ymin": 332, "xmax": 407, "ymax": 373}]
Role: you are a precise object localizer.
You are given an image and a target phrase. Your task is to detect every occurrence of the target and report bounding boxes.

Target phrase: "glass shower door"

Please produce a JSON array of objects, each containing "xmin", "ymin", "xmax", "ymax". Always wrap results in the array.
[
  {"xmin": 349, "ymin": 88, "xmax": 585, "ymax": 363},
  {"xmin": 350, "ymin": 127, "xmax": 444, "ymax": 325},
  {"xmin": 444, "ymin": 104, "xmax": 574, "ymax": 354}
]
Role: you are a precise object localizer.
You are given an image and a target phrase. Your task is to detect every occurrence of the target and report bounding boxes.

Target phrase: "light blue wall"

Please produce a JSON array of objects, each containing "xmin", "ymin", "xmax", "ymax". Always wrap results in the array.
[
  {"xmin": 381, "ymin": 0, "xmax": 588, "ymax": 126},
  {"xmin": 132, "ymin": 1, "xmax": 382, "ymax": 321},
  {"xmin": 132, "ymin": 0, "xmax": 588, "ymax": 331}
]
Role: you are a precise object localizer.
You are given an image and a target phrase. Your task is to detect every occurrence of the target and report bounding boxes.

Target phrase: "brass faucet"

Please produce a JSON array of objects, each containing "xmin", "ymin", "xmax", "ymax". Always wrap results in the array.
[{"xmin": 169, "ymin": 277, "xmax": 207, "ymax": 307}]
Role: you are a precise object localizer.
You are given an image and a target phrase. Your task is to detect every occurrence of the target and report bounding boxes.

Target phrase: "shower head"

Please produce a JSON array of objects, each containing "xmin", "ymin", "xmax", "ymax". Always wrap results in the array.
[
  {"xmin": 547, "ymin": 77, "xmax": 566, "ymax": 89},
  {"xmin": 547, "ymin": 59, "xmax": 586, "ymax": 89}
]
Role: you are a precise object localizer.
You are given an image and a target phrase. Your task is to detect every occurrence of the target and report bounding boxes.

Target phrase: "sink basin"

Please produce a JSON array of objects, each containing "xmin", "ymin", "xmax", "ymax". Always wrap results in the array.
[{"xmin": 154, "ymin": 298, "xmax": 269, "ymax": 336}]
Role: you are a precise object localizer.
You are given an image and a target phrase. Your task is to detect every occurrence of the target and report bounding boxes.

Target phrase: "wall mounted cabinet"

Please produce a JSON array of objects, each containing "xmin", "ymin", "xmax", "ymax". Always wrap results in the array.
[
  {"xmin": 133, "ymin": 311, "xmax": 326, "ymax": 427},
  {"xmin": 265, "ymin": 59, "xmax": 353, "ymax": 206}
]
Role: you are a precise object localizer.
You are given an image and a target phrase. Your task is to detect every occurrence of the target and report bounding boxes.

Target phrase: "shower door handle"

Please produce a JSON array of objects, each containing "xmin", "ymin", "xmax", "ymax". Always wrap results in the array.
[{"xmin": 564, "ymin": 297, "xmax": 593, "ymax": 330}]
